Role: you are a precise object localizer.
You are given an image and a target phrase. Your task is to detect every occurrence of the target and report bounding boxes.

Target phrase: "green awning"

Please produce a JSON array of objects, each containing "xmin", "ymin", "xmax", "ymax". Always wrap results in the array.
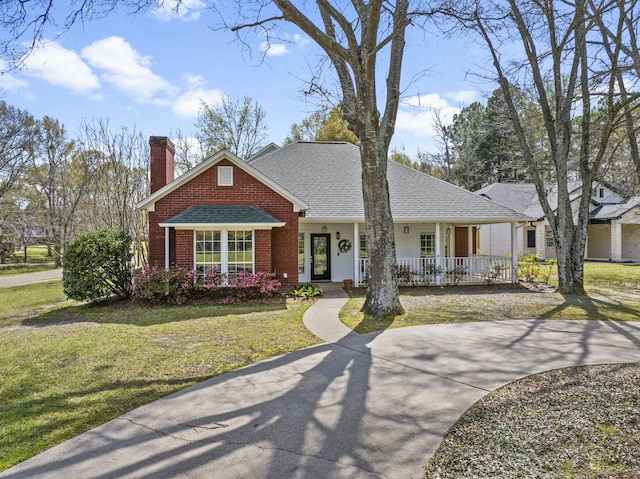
[{"xmin": 159, "ymin": 205, "xmax": 285, "ymax": 230}]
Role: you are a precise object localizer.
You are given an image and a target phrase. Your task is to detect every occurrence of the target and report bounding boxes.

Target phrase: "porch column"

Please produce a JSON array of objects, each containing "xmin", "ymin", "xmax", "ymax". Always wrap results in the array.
[
  {"xmin": 164, "ymin": 226, "xmax": 170, "ymax": 270},
  {"xmin": 611, "ymin": 220, "xmax": 622, "ymax": 261},
  {"xmin": 535, "ymin": 221, "xmax": 546, "ymax": 259},
  {"xmin": 353, "ymin": 222, "xmax": 360, "ymax": 286},
  {"xmin": 435, "ymin": 222, "xmax": 441, "ymax": 285},
  {"xmin": 511, "ymin": 222, "xmax": 518, "ymax": 283}
]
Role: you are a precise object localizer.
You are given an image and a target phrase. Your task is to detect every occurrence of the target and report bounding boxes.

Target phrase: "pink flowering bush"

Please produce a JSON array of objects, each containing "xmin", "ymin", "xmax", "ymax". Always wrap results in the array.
[
  {"xmin": 133, "ymin": 265, "xmax": 197, "ymax": 305},
  {"xmin": 134, "ymin": 266, "xmax": 281, "ymax": 305}
]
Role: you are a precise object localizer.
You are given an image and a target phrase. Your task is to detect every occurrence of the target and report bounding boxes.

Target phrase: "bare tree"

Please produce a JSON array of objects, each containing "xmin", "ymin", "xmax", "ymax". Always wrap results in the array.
[
  {"xmin": 25, "ymin": 117, "xmax": 91, "ymax": 267},
  {"xmin": 227, "ymin": 1, "xmax": 418, "ymax": 316},
  {"xmin": 0, "ymin": 101, "xmax": 39, "ymax": 200},
  {"xmin": 78, "ymin": 118, "xmax": 149, "ymax": 265},
  {"xmin": 196, "ymin": 95, "xmax": 269, "ymax": 160},
  {"xmin": 454, "ymin": 0, "xmax": 640, "ymax": 294}
]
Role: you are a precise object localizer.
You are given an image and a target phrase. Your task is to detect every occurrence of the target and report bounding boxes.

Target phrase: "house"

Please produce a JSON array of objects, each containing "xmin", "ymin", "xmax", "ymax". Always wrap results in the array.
[
  {"xmin": 476, "ymin": 182, "xmax": 640, "ymax": 261},
  {"xmin": 137, "ymin": 137, "xmax": 531, "ymax": 287}
]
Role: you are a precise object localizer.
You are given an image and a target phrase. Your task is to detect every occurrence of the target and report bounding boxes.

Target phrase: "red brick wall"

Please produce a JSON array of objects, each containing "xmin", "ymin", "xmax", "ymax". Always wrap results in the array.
[
  {"xmin": 148, "ymin": 158, "xmax": 298, "ymax": 288},
  {"xmin": 149, "ymin": 137, "xmax": 175, "ymax": 194}
]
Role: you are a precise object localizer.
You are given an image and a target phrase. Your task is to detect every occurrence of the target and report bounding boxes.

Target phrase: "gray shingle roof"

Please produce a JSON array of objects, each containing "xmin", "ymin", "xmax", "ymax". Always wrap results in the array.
[
  {"xmin": 161, "ymin": 205, "xmax": 283, "ymax": 225},
  {"xmin": 249, "ymin": 142, "xmax": 528, "ymax": 222},
  {"xmin": 591, "ymin": 196, "xmax": 640, "ymax": 220},
  {"xmin": 475, "ymin": 183, "xmax": 544, "ymax": 218}
]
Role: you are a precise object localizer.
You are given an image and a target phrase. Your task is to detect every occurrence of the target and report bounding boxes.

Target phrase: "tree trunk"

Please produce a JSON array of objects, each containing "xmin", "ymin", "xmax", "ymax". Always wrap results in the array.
[{"xmin": 360, "ymin": 139, "xmax": 404, "ymax": 317}]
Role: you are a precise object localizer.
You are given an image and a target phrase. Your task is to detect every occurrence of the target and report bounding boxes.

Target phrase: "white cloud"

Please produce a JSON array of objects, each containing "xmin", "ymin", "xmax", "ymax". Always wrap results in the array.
[
  {"xmin": 151, "ymin": 0, "xmax": 206, "ymax": 21},
  {"xmin": 171, "ymin": 86, "xmax": 224, "ymax": 117},
  {"xmin": 261, "ymin": 42, "xmax": 288, "ymax": 56},
  {"xmin": 81, "ymin": 36, "xmax": 174, "ymax": 102},
  {"xmin": 22, "ymin": 41, "xmax": 100, "ymax": 94},
  {"xmin": 0, "ymin": 59, "xmax": 29, "ymax": 90},
  {"xmin": 396, "ymin": 93, "xmax": 461, "ymax": 139},
  {"xmin": 292, "ymin": 34, "xmax": 310, "ymax": 47},
  {"xmin": 445, "ymin": 90, "xmax": 478, "ymax": 104}
]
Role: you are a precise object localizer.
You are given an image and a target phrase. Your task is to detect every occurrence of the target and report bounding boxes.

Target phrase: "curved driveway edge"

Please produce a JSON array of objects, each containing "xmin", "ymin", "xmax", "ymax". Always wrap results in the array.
[{"xmin": 2, "ymin": 290, "xmax": 640, "ymax": 479}]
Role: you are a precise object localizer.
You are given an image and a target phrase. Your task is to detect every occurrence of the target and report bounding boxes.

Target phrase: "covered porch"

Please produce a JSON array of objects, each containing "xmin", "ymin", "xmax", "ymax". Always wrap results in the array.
[{"xmin": 297, "ymin": 220, "xmax": 520, "ymax": 286}]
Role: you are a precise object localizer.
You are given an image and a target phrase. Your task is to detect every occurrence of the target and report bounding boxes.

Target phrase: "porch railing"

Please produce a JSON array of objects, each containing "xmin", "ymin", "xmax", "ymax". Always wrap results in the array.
[{"xmin": 358, "ymin": 256, "xmax": 513, "ymax": 286}]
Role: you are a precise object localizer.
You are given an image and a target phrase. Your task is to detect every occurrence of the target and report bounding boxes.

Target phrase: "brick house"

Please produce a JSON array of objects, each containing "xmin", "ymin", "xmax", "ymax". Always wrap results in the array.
[{"xmin": 138, "ymin": 137, "xmax": 530, "ymax": 287}]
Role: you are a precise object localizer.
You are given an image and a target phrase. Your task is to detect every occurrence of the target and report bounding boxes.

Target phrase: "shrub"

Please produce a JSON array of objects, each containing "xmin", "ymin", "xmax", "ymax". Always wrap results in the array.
[
  {"xmin": 133, "ymin": 267, "xmax": 281, "ymax": 305},
  {"xmin": 63, "ymin": 228, "xmax": 133, "ymax": 302},
  {"xmin": 518, "ymin": 255, "xmax": 556, "ymax": 283},
  {"xmin": 290, "ymin": 283, "xmax": 323, "ymax": 299},
  {"xmin": 133, "ymin": 265, "xmax": 197, "ymax": 305}
]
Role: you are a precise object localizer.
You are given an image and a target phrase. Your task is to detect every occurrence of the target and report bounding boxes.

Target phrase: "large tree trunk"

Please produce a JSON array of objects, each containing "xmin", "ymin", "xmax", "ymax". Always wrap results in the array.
[{"xmin": 360, "ymin": 139, "xmax": 403, "ymax": 316}]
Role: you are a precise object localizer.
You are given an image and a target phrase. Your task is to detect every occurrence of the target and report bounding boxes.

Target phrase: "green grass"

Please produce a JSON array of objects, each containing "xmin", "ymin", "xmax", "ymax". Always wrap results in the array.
[
  {"xmin": 340, "ymin": 262, "xmax": 640, "ymax": 333},
  {"xmin": 0, "ymin": 283, "xmax": 320, "ymax": 471},
  {"xmin": 0, "ymin": 245, "xmax": 57, "ymax": 275}
]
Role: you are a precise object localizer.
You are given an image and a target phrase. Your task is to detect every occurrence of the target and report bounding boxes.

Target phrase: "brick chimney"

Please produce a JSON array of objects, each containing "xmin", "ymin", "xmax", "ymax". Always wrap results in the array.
[{"xmin": 149, "ymin": 136, "xmax": 175, "ymax": 194}]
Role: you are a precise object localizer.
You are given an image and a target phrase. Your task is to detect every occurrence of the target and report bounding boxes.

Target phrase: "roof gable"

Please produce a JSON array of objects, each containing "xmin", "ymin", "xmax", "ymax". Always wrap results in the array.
[{"xmin": 137, "ymin": 149, "xmax": 308, "ymax": 212}]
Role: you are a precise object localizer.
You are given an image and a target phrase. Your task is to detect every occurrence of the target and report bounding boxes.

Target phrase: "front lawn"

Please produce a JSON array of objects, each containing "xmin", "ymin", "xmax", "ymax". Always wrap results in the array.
[
  {"xmin": 0, "ymin": 282, "xmax": 320, "ymax": 471},
  {"xmin": 425, "ymin": 363, "xmax": 640, "ymax": 478},
  {"xmin": 341, "ymin": 262, "xmax": 640, "ymax": 333}
]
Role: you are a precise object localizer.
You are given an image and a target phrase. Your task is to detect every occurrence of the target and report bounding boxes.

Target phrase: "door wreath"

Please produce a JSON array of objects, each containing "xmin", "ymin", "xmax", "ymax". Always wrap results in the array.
[{"xmin": 338, "ymin": 239, "xmax": 352, "ymax": 253}]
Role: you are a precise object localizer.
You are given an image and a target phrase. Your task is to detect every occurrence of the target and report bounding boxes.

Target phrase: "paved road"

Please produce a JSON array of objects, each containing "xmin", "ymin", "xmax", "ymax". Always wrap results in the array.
[
  {"xmin": 2, "ymin": 288, "xmax": 640, "ymax": 478},
  {"xmin": 0, "ymin": 269, "xmax": 62, "ymax": 288}
]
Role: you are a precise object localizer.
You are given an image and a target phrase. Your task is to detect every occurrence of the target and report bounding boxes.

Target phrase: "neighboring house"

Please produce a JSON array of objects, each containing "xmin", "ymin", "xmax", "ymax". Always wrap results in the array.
[
  {"xmin": 137, "ymin": 137, "xmax": 530, "ymax": 287},
  {"xmin": 476, "ymin": 182, "xmax": 640, "ymax": 261}
]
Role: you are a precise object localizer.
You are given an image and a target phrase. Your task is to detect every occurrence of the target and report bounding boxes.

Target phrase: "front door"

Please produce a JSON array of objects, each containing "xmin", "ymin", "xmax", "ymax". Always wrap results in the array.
[
  {"xmin": 455, "ymin": 226, "xmax": 477, "ymax": 257},
  {"xmin": 311, "ymin": 234, "xmax": 331, "ymax": 281}
]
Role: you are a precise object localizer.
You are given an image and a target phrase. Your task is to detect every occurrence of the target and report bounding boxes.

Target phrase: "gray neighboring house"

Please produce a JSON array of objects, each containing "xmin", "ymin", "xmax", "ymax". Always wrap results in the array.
[
  {"xmin": 476, "ymin": 182, "xmax": 640, "ymax": 262},
  {"xmin": 249, "ymin": 141, "xmax": 530, "ymax": 285}
]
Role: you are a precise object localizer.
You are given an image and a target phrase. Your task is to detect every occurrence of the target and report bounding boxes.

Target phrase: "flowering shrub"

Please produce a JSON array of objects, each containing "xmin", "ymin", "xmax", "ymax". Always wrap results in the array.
[
  {"xmin": 133, "ymin": 266, "xmax": 281, "ymax": 305},
  {"xmin": 133, "ymin": 265, "xmax": 197, "ymax": 305}
]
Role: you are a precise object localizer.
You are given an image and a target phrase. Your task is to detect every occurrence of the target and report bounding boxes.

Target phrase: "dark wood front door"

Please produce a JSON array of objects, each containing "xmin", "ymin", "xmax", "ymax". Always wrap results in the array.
[
  {"xmin": 311, "ymin": 234, "xmax": 331, "ymax": 281},
  {"xmin": 455, "ymin": 227, "xmax": 477, "ymax": 257}
]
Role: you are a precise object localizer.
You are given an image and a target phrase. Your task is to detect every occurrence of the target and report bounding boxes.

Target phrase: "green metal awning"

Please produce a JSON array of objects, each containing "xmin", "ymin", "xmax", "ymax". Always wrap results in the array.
[{"xmin": 159, "ymin": 204, "xmax": 285, "ymax": 230}]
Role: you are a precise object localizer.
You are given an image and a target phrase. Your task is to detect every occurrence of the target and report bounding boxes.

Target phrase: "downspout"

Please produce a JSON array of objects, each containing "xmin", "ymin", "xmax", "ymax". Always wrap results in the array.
[{"xmin": 165, "ymin": 227, "xmax": 170, "ymax": 270}]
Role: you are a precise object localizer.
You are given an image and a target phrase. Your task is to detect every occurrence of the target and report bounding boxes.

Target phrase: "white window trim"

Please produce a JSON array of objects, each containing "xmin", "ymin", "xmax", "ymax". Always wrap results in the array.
[
  {"xmin": 420, "ymin": 231, "xmax": 436, "ymax": 257},
  {"xmin": 217, "ymin": 166, "xmax": 233, "ymax": 186},
  {"xmin": 193, "ymin": 229, "xmax": 254, "ymax": 277}
]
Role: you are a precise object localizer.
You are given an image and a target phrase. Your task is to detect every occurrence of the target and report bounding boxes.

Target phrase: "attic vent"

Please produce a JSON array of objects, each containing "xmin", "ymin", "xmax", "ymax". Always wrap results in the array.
[{"xmin": 218, "ymin": 166, "xmax": 233, "ymax": 186}]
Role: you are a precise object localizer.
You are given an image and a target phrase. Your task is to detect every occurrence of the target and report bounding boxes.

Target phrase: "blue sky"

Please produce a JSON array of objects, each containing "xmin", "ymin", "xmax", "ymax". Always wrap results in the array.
[{"xmin": 0, "ymin": 1, "xmax": 493, "ymax": 157}]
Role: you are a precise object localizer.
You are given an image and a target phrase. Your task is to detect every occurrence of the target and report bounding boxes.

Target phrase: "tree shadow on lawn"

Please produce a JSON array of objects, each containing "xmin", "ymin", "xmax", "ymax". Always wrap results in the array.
[
  {"xmin": 21, "ymin": 297, "xmax": 289, "ymax": 328},
  {"xmin": 540, "ymin": 292, "xmax": 640, "ymax": 322}
]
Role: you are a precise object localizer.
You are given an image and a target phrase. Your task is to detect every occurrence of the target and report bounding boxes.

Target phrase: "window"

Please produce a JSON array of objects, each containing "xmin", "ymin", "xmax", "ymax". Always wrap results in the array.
[
  {"xmin": 420, "ymin": 233, "xmax": 436, "ymax": 257},
  {"xmin": 195, "ymin": 230, "xmax": 221, "ymax": 278},
  {"xmin": 359, "ymin": 233, "xmax": 368, "ymax": 257},
  {"xmin": 227, "ymin": 230, "xmax": 253, "ymax": 277},
  {"xmin": 217, "ymin": 166, "xmax": 233, "ymax": 186},
  {"xmin": 298, "ymin": 232, "xmax": 305, "ymax": 274},
  {"xmin": 195, "ymin": 230, "xmax": 253, "ymax": 279},
  {"xmin": 527, "ymin": 230, "xmax": 536, "ymax": 248},
  {"xmin": 599, "ymin": 188, "xmax": 604, "ymax": 198},
  {"xmin": 545, "ymin": 230, "xmax": 555, "ymax": 248}
]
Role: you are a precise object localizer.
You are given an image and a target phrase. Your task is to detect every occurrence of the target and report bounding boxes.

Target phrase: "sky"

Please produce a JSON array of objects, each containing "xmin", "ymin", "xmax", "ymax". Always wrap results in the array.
[{"xmin": 0, "ymin": 1, "xmax": 494, "ymax": 158}]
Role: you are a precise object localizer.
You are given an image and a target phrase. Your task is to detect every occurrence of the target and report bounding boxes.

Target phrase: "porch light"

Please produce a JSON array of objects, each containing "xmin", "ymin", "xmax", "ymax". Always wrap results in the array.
[
  {"xmin": 404, "ymin": 225, "xmax": 410, "ymax": 234},
  {"xmin": 446, "ymin": 227, "xmax": 451, "ymax": 236},
  {"xmin": 321, "ymin": 224, "xmax": 328, "ymax": 234},
  {"xmin": 336, "ymin": 231, "xmax": 340, "ymax": 239}
]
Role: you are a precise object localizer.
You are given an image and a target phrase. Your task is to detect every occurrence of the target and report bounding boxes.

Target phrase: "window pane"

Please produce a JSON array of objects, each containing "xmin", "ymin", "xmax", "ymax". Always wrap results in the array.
[
  {"xmin": 194, "ymin": 230, "xmax": 222, "ymax": 280},
  {"xmin": 227, "ymin": 230, "xmax": 253, "ymax": 279},
  {"xmin": 359, "ymin": 233, "xmax": 367, "ymax": 257}
]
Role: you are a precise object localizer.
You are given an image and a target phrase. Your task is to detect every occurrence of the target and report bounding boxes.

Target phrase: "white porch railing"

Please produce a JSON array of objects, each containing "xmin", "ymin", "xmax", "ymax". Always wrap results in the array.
[{"xmin": 358, "ymin": 256, "xmax": 513, "ymax": 286}]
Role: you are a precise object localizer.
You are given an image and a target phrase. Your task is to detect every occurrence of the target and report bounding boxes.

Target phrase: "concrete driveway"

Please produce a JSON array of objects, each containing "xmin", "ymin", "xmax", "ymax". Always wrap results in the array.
[
  {"xmin": 0, "ymin": 269, "xmax": 62, "ymax": 288},
  {"xmin": 2, "ymin": 288, "xmax": 640, "ymax": 478}
]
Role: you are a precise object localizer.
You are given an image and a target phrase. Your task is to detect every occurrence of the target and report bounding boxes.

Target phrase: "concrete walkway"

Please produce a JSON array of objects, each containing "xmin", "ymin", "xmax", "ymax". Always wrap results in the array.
[
  {"xmin": 2, "ymin": 287, "xmax": 640, "ymax": 478},
  {"xmin": 0, "ymin": 268, "xmax": 62, "ymax": 288}
]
